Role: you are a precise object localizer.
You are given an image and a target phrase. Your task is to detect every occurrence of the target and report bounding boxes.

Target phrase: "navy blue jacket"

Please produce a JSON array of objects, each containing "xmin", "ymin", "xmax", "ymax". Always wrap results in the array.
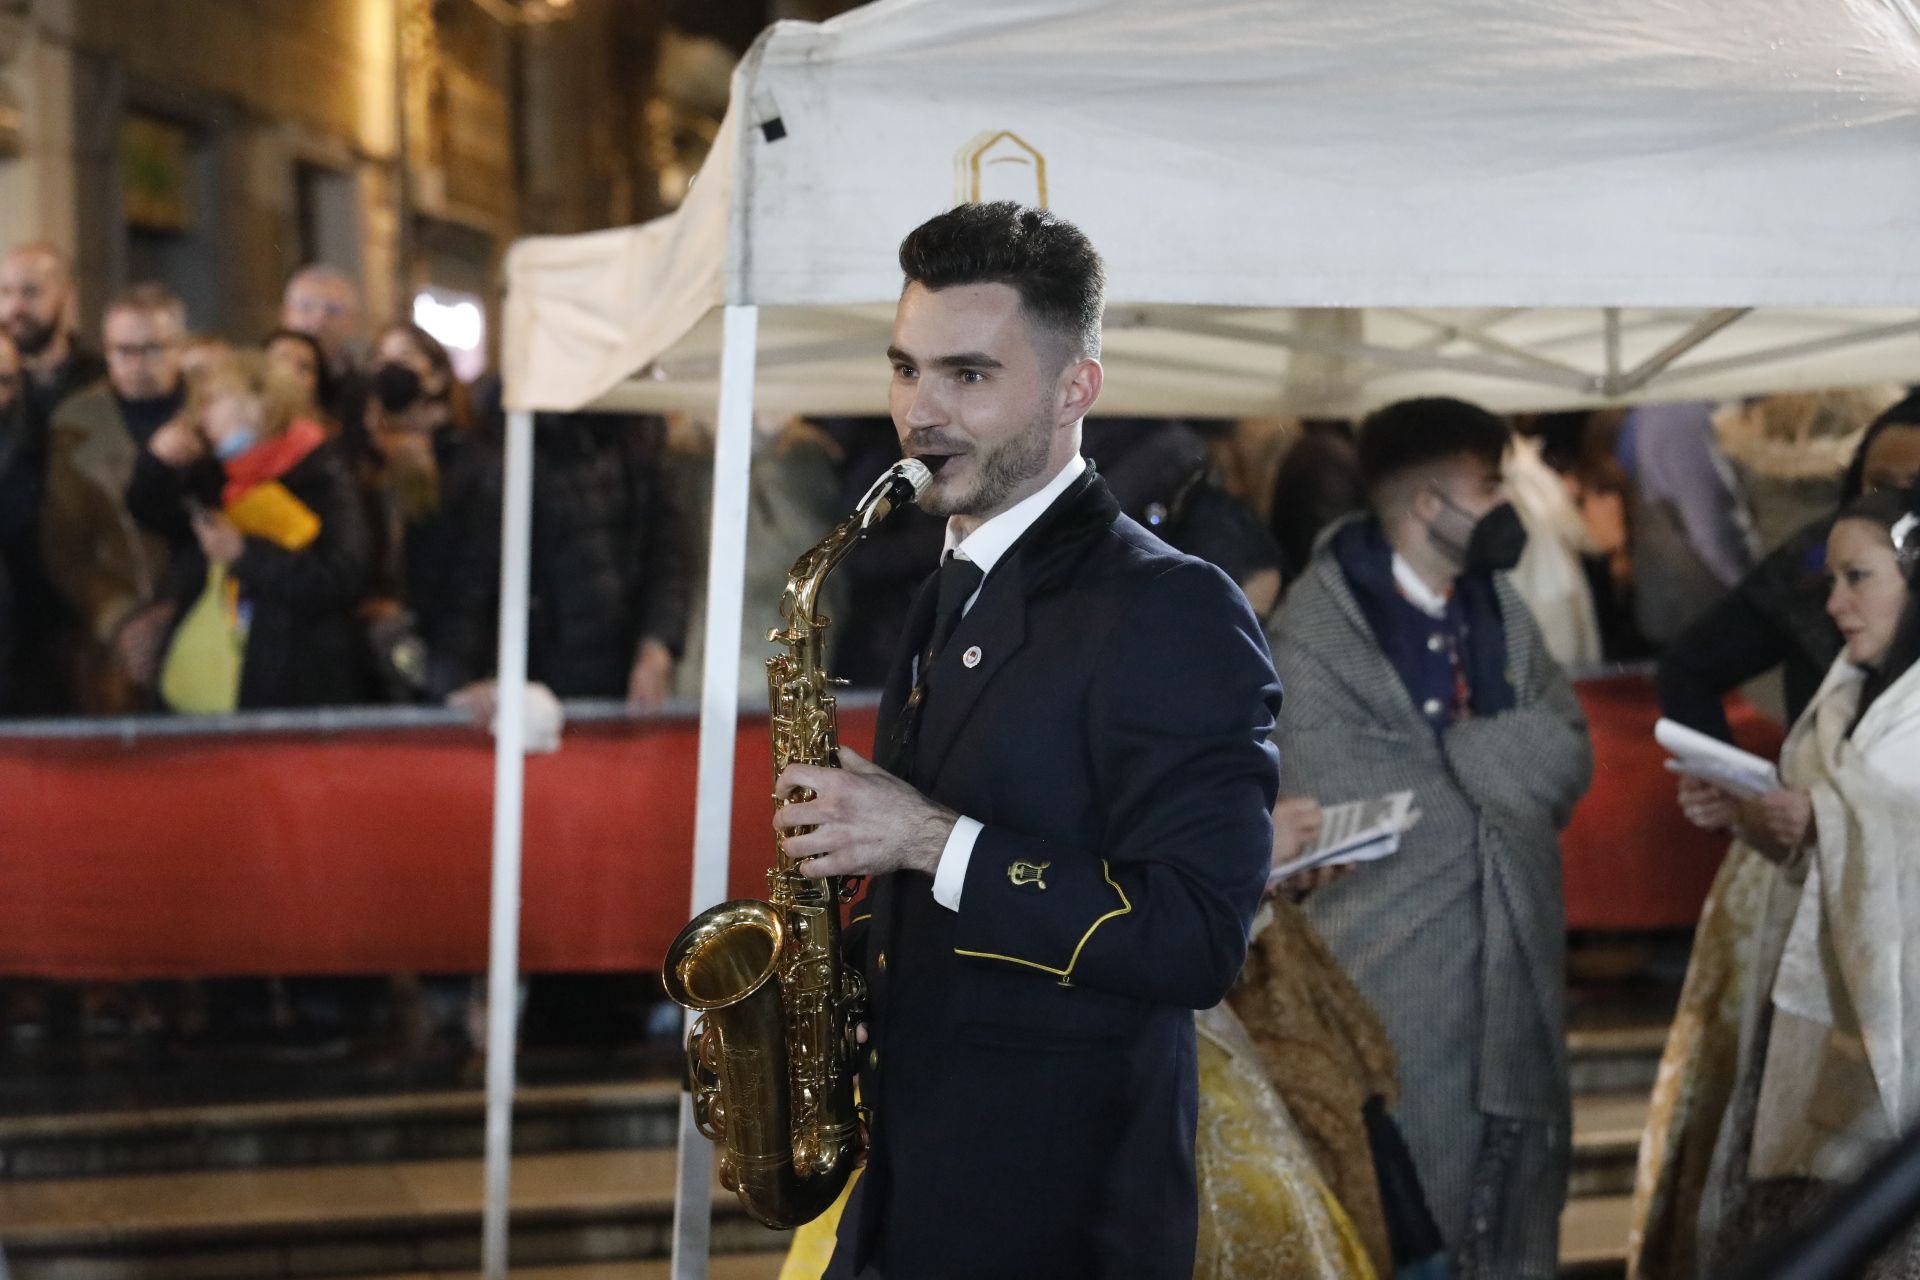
[{"xmin": 828, "ymin": 468, "xmax": 1281, "ymax": 1280}]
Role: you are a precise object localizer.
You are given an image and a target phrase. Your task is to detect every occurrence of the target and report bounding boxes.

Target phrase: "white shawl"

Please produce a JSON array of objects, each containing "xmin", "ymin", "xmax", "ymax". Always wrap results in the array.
[{"xmin": 1751, "ymin": 654, "xmax": 1920, "ymax": 1180}]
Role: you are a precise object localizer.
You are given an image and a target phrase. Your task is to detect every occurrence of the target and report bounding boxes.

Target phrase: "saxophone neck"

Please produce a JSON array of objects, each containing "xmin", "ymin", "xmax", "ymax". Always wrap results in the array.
[
  {"xmin": 776, "ymin": 518, "xmax": 861, "ymax": 643},
  {"xmin": 776, "ymin": 461, "xmax": 929, "ymax": 643}
]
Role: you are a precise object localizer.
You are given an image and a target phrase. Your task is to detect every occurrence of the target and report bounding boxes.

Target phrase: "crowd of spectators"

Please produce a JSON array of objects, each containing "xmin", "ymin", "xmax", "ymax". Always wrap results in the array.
[
  {"xmin": 0, "ymin": 246, "xmax": 695, "ymax": 721},
  {"xmin": 0, "ymin": 241, "xmax": 1908, "ymax": 733}
]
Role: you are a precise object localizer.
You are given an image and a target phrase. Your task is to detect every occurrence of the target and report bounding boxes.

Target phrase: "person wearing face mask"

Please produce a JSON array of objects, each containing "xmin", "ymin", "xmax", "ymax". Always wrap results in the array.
[
  {"xmin": 354, "ymin": 322, "xmax": 502, "ymax": 702},
  {"xmin": 1265, "ymin": 396, "xmax": 1594, "ymax": 1279},
  {"xmin": 405, "ymin": 372, "xmax": 691, "ymax": 714},
  {"xmin": 128, "ymin": 349, "xmax": 376, "ymax": 711},
  {"xmin": 1634, "ymin": 486, "xmax": 1920, "ymax": 1279}
]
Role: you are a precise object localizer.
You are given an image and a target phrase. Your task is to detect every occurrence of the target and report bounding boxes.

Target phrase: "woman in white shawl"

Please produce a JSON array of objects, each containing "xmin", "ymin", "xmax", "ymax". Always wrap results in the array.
[{"xmin": 1630, "ymin": 487, "xmax": 1920, "ymax": 1278}]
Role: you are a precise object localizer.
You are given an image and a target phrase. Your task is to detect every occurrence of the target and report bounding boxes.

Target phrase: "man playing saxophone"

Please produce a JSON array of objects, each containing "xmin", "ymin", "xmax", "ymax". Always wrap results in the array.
[{"xmin": 772, "ymin": 201, "xmax": 1282, "ymax": 1280}]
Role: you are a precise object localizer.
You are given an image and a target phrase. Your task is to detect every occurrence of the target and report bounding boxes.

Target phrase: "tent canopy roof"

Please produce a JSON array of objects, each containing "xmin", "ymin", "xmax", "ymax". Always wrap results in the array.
[{"xmin": 504, "ymin": 0, "xmax": 1920, "ymax": 416}]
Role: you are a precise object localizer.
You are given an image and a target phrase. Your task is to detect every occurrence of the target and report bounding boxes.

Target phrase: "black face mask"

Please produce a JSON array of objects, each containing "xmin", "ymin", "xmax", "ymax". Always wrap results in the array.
[
  {"xmin": 1430, "ymin": 494, "xmax": 1529, "ymax": 574},
  {"xmin": 373, "ymin": 362, "xmax": 425, "ymax": 413}
]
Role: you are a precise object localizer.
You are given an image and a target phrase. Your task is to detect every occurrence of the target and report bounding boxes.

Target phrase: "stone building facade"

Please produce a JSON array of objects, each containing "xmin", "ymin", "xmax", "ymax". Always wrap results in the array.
[{"xmin": 0, "ymin": 0, "xmax": 862, "ymax": 364}]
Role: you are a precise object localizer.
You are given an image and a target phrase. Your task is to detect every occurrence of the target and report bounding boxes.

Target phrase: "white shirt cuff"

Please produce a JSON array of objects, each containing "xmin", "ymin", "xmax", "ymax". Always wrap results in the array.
[{"xmin": 931, "ymin": 815, "xmax": 983, "ymax": 911}]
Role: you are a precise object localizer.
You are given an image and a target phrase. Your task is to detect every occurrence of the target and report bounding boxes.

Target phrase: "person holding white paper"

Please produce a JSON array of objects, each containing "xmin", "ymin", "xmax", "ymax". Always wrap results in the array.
[{"xmin": 1631, "ymin": 487, "xmax": 1920, "ymax": 1279}]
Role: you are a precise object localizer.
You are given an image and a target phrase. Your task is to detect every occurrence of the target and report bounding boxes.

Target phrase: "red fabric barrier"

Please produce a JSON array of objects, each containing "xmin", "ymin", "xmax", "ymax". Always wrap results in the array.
[
  {"xmin": 0, "ymin": 678, "xmax": 1780, "ymax": 978},
  {"xmin": 1560, "ymin": 674, "xmax": 1783, "ymax": 931},
  {"xmin": 0, "ymin": 711, "xmax": 878, "ymax": 979}
]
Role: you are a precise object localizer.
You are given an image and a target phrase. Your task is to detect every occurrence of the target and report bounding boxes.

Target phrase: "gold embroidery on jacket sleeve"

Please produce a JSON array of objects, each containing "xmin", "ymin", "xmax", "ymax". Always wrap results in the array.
[{"xmin": 955, "ymin": 862, "xmax": 1132, "ymax": 987}]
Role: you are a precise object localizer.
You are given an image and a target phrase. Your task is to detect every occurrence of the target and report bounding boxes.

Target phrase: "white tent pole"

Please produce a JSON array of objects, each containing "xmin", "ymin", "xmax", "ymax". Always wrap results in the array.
[
  {"xmin": 671, "ymin": 303, "xmax": 760, "ymax": 1280},
  {"xmin": 481, "ymin": 407, "xmax": 536, "ymax": 1280}
]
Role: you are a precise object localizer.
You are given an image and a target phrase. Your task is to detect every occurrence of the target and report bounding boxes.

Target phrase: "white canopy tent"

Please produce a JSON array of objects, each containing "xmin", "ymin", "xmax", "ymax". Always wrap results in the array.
[
  {"xmin": 479, "ymin": 2, "xmax": 1920, "ymax": 1276},
  {"xmin": 503, "ymin": 0, "xmax": 1920, "ymax": 420}
]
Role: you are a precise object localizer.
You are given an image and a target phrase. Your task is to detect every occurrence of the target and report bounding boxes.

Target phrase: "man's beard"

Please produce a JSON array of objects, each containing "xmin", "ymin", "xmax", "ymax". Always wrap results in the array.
[
  {"xmin": 7, "ymin": 315, "xmax": 57, "ymax": 358},
  {"xmin": 918, "ymin": 420, "xmax": 1054, "ymax": 519}
]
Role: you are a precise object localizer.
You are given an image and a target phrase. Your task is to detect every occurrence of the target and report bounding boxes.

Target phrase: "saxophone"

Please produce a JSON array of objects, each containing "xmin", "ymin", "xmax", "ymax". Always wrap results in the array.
[{"xmin": 663, "ymin": 458, "xmax": 933, "ymax": 1229}]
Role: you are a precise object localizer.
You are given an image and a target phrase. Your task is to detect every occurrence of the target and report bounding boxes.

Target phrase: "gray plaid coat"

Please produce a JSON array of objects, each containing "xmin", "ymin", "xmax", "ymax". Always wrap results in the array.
[{"xmin": 1269, "ymin": 524, "xmax": 1592, "ymax": 1277}]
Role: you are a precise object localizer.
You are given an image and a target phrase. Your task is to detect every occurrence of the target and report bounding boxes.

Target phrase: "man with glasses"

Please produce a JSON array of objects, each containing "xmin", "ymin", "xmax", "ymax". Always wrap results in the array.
[{"xmin": 42, "ymin": 284, "xmax": 190, "ymax": 711}]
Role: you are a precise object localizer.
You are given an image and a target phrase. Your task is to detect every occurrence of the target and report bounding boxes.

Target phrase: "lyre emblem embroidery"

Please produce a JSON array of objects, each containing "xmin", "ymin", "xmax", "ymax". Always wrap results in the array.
[{"xmin": 1008, "ymin": 859, "xmax": 1050, "ymax": 890}]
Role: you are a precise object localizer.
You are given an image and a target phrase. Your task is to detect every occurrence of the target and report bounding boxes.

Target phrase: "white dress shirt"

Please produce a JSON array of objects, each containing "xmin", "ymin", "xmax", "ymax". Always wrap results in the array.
[
  {"xmin": 928, "ymin": 453, "xmax": 1087, "ymax": 911},
  {"xmin": 1392, "ymin": 553, "xmax": 1452, "ymax": 619}
]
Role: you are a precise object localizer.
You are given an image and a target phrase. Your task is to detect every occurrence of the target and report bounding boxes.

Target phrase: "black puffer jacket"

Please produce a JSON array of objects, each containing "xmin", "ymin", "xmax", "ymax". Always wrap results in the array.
[
  {"xmin": 1656, "ymin": 514, "xmax": 1839, "ymax": 741},
  {"xmin": 444, "ymin": 410, "xmax": 693, "ymax": 699},
  {"xmin": 524, "ymin": 412, "xmax": 691, "ymax": 696},
  {"xmin": 132, "ymin": 437, "xmax": 379, "ymax": 710}
]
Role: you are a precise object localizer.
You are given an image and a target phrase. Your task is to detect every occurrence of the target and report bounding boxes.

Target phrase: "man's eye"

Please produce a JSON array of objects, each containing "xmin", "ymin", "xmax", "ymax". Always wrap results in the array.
[
  {"xmin": 956, "ymin": 369, "xmax": 984, "ymax": 384},
  {"xmin": 892, "ymin": 364, "xmax": 916, "ymax": 380}
]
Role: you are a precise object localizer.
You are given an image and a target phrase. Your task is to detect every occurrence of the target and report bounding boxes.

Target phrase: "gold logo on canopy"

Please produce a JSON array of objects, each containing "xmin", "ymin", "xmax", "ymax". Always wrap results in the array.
[{"xmin": 954, "ymin": 130, "xmax": 1048, "ymax": 208}]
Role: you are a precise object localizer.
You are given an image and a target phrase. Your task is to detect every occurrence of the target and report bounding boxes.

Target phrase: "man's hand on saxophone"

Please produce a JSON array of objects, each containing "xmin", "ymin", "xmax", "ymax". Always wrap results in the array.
[{"xmin": 774, "ymin": 745, "xmax": 959, "ymax": 880}]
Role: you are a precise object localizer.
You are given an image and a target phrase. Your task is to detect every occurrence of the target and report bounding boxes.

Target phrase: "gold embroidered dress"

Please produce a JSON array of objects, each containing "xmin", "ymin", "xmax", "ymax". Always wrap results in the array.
[{"xmin": 1630, "ymin": 654, "xmax": 1920, "ymax": 1278}]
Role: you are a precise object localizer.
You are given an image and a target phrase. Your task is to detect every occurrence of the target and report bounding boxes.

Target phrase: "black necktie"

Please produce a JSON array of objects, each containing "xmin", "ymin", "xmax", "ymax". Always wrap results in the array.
[
  {"xmin": 927, "ymin": 552, "xmax": 985, "ymax": 663},
  {"xmin": 887, "ymin": 553, "xmax": 985, "ymax": 776}
]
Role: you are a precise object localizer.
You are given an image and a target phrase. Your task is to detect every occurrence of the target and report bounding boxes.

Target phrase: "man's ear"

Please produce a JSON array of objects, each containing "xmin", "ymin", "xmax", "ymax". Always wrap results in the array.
[
  {"xmin": 1404, "ymin": 476, "xmax": 1441, "ymax": 525},
  {"xmin": 1057, "ymin": 356, "xmax": 1102, "ymax": 427}
]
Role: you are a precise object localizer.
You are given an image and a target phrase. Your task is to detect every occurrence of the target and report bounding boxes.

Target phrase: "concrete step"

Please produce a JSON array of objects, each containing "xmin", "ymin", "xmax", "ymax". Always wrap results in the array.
[
  {"xmin": 1560, "ymin": 1194, "xmax": 1632, "ymax": 1279},
  {"xmin": 1570, "ymin": 1089, "xmax": 1649, "ymax": 1198},
  {"xmin": 0, "ymin": 1081, "xmax": 681, "ymax": 1180},
  {"xmin": 0, "ymin": 1148, "xmax": 790, "ymax": 1280},
  {"xmin": 314, "ymin": 1260, "xmax": 788, "ymax": 1280},
  {"xmin": 0, "ymin": 1119, "xmax": 1642, "ymax": 1280},
  {"xmin": 1568, "ymin": 1023, "xmax": 1667, "ymax": 1096}
]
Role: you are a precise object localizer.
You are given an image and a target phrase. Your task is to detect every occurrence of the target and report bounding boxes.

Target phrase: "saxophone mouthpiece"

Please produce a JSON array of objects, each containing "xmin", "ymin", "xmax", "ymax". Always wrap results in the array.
[
  {"xmin": 855, "ymin": 459, "xmax": 935, "ymax": 530},
  {"xmin": 893, "ymin": 458, "xmax": 933, "ymax": 498}
]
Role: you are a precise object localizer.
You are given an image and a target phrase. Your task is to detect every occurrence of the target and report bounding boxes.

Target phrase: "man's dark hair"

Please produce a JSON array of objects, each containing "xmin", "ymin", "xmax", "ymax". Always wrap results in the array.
[
  {"xmin": 1356, "ymin": 397, "xmax": 1512, "ymax": 496},
  {"xmin": 104, "ymin": 281, "xmax": 186, "ymax": 330},
  {"xmin": 897, "ymin": 201, "xmax": 1105, "ymax": 361}
]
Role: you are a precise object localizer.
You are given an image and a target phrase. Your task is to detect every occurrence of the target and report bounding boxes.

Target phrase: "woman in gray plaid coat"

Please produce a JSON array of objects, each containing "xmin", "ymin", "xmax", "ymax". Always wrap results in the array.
[{"xmin": 1266, "ymin": 398, "xmax": 1593, "ymax": 1279}]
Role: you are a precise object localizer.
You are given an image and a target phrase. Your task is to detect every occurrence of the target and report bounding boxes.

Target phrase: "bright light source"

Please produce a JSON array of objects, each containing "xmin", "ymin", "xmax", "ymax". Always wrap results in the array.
[{"xmin": 412, "ymin": 289, "xmax": 487, "ymax": 381}]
